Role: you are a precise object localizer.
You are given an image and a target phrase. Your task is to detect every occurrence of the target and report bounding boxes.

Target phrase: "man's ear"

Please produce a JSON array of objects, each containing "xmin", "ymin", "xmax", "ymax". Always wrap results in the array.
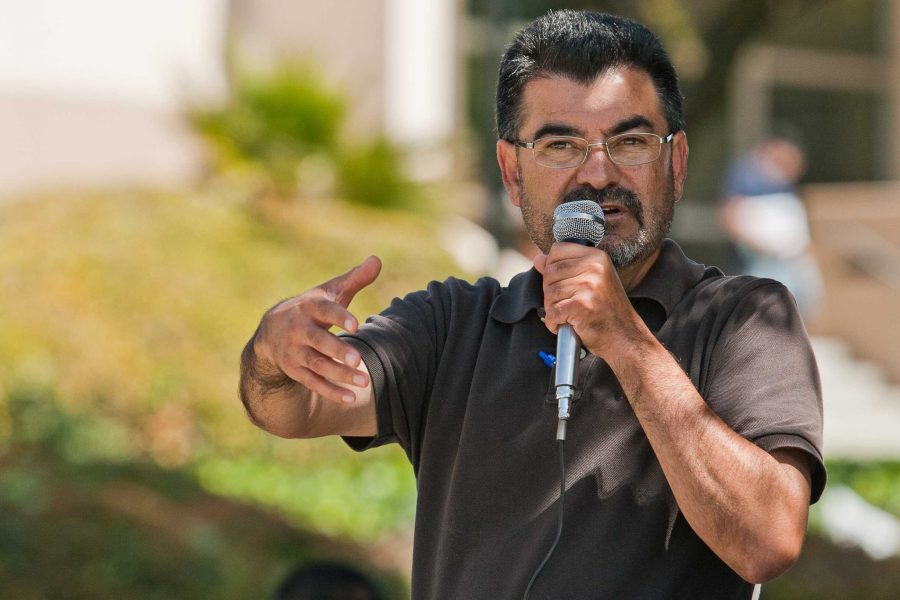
[
  {"xmin": 671, "ymin": 131, "xmax": 689, "ymax": 201},
  {"xmin": 496, "ymin": 139, "xmax": 522, "ymax": 207}
]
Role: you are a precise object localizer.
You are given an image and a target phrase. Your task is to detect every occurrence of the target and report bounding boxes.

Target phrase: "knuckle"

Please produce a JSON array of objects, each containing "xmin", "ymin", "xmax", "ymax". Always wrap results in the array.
[
  {"xmin": 544, "ymin": 282, "xmax": 561, "ymax": 300},
  {"xmin": 284, "ymin": 364, "xmax": 309, "ymax": 385},
  {"xmin": 292, "ymin": 292, "xmax": 317, "ymax": 312},
  {"xmin": 307, "ymin": 296, "xmax": 330, "ymax": 315},
  {"xmin": 304, "ymin": 323, "xmax": 326, "ymax": 346},
  {"xmin": 543, "ymin": 306, "xmax": 560, "ymax": 323},
  {"xmin": 309, "ymin": 355, "xmax": 331, "ymax": 373},
  {"xmin": 272, "ymin": 346, "xmax": 293, "ymax": 371}
]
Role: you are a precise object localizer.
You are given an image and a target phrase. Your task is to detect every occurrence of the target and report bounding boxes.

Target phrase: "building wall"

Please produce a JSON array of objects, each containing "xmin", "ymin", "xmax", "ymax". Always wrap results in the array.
[
  {"xmin": 229, "ymin": 0, "xmax": 388, "ymax": 139},
  {"xmin": 232, "ymin": 0, "xmax": 461, "ymax": 153},
  {"xmin": 0, "ymin": 0, "xmax": 228, "ymax": 199},
  {"xmin": 0, "ymin": 0, "xmax": 461, "ymax": 199}
]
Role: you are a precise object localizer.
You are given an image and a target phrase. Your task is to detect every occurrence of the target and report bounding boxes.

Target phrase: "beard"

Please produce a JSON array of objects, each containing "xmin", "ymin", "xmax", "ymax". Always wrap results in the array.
[{"xmin": 517, "ymin": 167, "xmax": 675, "ymax": 269}]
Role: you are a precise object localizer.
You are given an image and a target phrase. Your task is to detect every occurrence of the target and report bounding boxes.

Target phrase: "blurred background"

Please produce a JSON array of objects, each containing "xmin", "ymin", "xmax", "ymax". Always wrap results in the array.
[{"xmin": 1, "ymin": 0, "xmax": 899, "ymax": 597}]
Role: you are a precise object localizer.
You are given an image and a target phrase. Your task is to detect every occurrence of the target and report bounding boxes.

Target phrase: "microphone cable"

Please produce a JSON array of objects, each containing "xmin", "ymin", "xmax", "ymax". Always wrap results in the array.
[
  {"xmin": 524, "ymin": 199, "xmax": 600, "ymax": 597},
  {"xmin": 523, "ymin": 435, "xmax": 566, "ymax": 599}
]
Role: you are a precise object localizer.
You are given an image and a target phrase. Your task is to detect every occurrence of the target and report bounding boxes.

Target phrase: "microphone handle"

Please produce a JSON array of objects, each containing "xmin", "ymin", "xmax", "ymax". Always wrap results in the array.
[
  {"xmin": 555, "ymin": 324, "xmax": 580, "ymax": 420},
  {"xmin": 552, "ymin": 235, "xmax": 592, "ymax": 421}
]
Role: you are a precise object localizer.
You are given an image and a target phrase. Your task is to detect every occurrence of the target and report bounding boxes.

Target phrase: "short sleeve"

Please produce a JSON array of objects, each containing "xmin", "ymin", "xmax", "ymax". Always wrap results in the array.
[
  {"xmin": 703, "ymin": 280, "xmax": 826, "ymax": 502},
  {"xmin": 339, "ymin": 280, "xmax": 453, "ymax": 462}
]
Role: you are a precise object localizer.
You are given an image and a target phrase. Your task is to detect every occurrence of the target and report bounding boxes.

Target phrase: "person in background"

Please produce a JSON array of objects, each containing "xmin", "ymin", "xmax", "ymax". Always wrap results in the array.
[
  {"xmin": 718, "ymin": 135, "xmax": 823, "ymax": 319},
  {"xmin": 241, "ymin": 11, "xmax": 825, "ymax": 598}
]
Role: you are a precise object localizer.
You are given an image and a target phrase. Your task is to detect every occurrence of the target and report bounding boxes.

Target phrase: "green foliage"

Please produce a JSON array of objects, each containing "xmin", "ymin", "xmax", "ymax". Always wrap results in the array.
[
  {"xmin": 231, "ymin": 65, "xmax": 346, "ymax": 151},
  {"xmin": 0, "ymin": 190, "xmax": 463, "ymax": 549},
  {"xmin": 190, "ymin": 64, "xmax": 418, "ymax": 208},
  {"xmin": 191, "ymin": 64, "xmax": 345, "ymax": 191},
  {"xmin": 336, "ymin": 138, "xmax": 418, "ymax": 210},
  {"xmin": 823, "ymin": 459, "xmax": 900, "ymax": 517},
  {"xmin": 196, "ymin": 448, "xmax": 416, "ymax": 539}
]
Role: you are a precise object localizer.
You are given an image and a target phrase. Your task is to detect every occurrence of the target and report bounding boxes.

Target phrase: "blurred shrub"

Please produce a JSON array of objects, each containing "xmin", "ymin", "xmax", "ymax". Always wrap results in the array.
[
  {"xmin": 190, "ymin": 64, "xmax": 416, "ymax": 208},
  {"xmin": 0, "ymin": 190, "xmax": 462, "ymax": 542},
  {"xmin": 336, "ymin": 138, "xmax": 418, "ymax": 210},
  {"xmin": 823, "ymin": 460, "xmax": 900, "ymax": 518},
  {"xmin": 191, "ymin": 64, "xmax": 345, "ymax": 192}
]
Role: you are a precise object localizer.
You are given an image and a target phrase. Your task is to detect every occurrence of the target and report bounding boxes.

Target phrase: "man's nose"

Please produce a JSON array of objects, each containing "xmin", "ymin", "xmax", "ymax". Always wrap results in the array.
[{"xmin": 575, "ymin": 145, "xmax": 621, "ymax": 190}]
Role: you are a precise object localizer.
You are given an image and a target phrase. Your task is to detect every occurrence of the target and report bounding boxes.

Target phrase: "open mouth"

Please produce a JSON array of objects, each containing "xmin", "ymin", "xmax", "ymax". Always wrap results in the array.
[{"xmin": 601, "ymin": 206, "xmax": 623, "ymax": 216}]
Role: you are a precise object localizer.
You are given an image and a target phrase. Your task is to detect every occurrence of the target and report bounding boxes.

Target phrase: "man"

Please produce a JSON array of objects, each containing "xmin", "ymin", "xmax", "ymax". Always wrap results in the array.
[{"xmin": 241, "ymin": 11, "xmax": 825, "ymax": 599}]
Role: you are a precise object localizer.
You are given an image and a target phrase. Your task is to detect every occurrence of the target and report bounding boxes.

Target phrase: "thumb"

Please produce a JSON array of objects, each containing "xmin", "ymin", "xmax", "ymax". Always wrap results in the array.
[
  {"xmin": 327, "ymin": 255, "xmax": 382, "ymax": 307},
  {"xmin": 533, "ymin": 253, "xmax": 548, "ymax": 275}
]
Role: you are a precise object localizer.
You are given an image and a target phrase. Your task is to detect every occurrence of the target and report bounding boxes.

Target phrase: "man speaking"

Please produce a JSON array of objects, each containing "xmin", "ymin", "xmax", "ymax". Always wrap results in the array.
[{"xmin": 240, "ymin": 10, "xmax": 825, "ymax": 599}]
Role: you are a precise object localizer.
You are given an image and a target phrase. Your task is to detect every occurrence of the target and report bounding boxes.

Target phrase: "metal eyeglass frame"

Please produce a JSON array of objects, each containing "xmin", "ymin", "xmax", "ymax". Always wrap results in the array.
[{"xmin": 514, "ymin": 132, "xmax": 676, "ymax": 168}]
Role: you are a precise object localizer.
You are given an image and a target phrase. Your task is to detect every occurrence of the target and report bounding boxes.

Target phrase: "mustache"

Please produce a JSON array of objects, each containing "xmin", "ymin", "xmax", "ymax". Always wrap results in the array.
[{"xmin": 560, "ymin": 186, "xmax": 643, "ymax": 225}]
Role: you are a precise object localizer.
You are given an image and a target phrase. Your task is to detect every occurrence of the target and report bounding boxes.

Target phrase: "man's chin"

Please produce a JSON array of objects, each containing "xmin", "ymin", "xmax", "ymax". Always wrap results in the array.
[{"xmin": 601, "ymin": 236, "xmax": 647, "ymax": 269}]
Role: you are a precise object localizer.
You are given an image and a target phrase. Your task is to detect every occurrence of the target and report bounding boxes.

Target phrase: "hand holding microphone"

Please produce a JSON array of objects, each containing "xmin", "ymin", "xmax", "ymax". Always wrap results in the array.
[{"xmin": 540, "ymin": 201, "xmax": 605, "ymax": 438}]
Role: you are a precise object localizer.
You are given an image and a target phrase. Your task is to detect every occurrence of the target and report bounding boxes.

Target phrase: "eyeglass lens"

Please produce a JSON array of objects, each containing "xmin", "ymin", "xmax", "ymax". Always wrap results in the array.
[{"xmin": 535, "ymin": 134, "xmax": 663, "ymax": 167}]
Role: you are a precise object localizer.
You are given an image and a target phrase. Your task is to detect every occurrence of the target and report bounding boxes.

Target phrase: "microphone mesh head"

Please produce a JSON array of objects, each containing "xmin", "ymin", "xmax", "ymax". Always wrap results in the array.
[{"xmin": 553, "ymin": 200, "xmax": 606, "ymax": 246}]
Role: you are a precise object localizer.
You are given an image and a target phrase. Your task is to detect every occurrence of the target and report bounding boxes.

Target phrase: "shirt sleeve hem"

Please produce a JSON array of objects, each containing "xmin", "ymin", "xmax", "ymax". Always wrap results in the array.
[
  {"xmin": 339, "ymin": 335, "xmax": 399, "ymax": 452},
  {"xmin": 754, "ymin": 432, "xmax": 827, "ymax": 504}
]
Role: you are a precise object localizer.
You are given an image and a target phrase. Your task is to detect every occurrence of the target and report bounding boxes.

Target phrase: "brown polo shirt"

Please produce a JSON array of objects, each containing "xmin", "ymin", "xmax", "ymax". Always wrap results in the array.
[{"xmin": 344, "ymin": 239, "xmax": 825, "ymax": 600}]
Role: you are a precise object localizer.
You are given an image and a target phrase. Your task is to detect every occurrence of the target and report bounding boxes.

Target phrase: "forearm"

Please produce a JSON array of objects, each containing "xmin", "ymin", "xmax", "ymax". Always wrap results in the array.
[
  {"xmin": 608, "ymin": 333, "xmax": 811, "ymax": 582},
  {"xmin": 239, "ymin": 328, "xmax": 314, "ymax": 438}
]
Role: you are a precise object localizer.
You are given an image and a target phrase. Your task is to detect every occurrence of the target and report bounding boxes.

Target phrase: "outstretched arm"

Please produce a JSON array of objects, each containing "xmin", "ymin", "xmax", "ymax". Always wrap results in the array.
[{"xmin": 240, "ymin": 256, "xmax": 382, "ymax": 439}]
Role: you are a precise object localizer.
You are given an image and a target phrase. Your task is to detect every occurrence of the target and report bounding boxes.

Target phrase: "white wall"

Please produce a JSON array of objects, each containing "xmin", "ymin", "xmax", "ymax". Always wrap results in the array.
[
  {"xmin": 0, "ymin": 0, "xmax": 228, "ymax": 197},
  {"xmin": 0, "ymin": 0, "xmax": 463, "ymax": 197},
  {"xmin": 0, "ymin": 0, "xmax": 227, "ymax": 109},
  {"xmin": 384, "ymin": 0, "xmax": 458, "ymax": 146}
]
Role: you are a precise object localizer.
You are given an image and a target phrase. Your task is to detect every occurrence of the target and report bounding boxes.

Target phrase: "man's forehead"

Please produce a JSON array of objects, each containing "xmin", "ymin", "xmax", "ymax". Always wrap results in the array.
[{"xmin": 519, "ymin": 67, "xmax": 666, "ymax": 135}]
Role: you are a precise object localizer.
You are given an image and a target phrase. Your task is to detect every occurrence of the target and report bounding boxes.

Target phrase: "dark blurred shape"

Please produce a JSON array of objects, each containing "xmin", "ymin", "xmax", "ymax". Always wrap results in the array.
[{"xmin": 275, "ymin": 562, "xmax": 384, "ymax": 600}]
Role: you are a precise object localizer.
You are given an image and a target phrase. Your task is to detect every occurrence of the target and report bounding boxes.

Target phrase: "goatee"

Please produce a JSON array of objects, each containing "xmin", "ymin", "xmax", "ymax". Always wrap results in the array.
[{"xmin": 519, "ymin": 183, "xmax": 673, "ymax": 269}]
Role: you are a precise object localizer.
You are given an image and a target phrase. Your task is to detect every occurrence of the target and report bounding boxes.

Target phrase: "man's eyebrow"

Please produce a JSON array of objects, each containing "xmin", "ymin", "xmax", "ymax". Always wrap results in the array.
[
  {"xmin": 530, "ymin": 116, "xmax": 659, "ymax": 140},
  {"xmin": 531, "ymin": 122, "xmax": 582, "ymax": 139},
  {"xmin": 609, "ymin": 115, "xmax": 656, "ymax": 135}
]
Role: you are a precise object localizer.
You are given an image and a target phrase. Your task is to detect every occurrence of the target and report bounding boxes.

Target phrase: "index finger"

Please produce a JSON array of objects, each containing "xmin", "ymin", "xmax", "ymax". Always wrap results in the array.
[{"xmin": 307, "ymin": 297, "xmax": 361, "ymax": 334}]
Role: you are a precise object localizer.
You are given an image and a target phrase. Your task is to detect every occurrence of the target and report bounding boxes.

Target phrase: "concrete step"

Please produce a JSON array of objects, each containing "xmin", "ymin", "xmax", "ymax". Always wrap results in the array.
[{"xmin": 812, "ymin": 336, "xmax": 900, "ymax": 459}]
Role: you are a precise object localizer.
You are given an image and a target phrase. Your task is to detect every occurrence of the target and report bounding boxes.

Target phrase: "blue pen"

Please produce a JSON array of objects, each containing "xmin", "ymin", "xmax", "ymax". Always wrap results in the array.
[{"xmin": 538, "ymin": 350, "xmax": 557, "ymax": 368}]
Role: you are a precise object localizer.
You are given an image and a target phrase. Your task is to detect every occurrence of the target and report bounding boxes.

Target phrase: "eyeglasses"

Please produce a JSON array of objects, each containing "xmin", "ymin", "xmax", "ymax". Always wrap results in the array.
[{"xmin": 514, "ymin": 132, "xmax": 675, "ymax": 168}]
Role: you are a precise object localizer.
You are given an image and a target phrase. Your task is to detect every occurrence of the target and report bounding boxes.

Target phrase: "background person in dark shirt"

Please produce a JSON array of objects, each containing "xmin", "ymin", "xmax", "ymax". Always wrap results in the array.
[{"xmin": 240, "ymin": 10, "xmax": 823, "ymax": 598}]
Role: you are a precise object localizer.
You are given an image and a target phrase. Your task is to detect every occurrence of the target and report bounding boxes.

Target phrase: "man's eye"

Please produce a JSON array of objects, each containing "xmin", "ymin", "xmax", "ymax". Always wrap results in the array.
[
  {"xmin": 545, "ymin": 140, "xmax": 576, "ymax": 150},
  {"xmin": 616, "ymin": 135, "xmax": 648, "ymax": 147}
]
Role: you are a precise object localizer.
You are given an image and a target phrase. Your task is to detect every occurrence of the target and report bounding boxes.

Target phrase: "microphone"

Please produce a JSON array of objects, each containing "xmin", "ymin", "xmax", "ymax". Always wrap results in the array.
[{"xmin": 551, "ymin": 200, "xmax": 605, "ymax": 440}]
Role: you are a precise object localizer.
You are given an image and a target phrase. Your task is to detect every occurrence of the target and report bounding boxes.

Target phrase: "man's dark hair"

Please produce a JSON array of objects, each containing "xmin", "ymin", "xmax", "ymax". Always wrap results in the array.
[{"xmin": 495, "ymin": 10, "xmax": 685, "ymax": 141}]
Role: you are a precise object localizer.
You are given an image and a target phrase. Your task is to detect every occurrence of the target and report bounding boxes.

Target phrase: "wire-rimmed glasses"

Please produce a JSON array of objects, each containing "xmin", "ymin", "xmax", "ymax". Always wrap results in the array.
[{"xmin": 515, "ymin": 132, "xmax": 675, "ymax": 168}]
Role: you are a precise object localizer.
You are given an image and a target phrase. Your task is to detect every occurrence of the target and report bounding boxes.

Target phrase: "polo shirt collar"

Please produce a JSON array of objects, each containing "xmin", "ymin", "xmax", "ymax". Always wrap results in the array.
[
  {"xmin": 489, "ymin": 267, "xmax": 544, "ymax": 324},
  {"xmin": 628, "ymin": 239, "xmax": 708, "ymax": 317},
  {"xmin": 489, "ymin": 239, "xmax": 707, "ymax": 324}
]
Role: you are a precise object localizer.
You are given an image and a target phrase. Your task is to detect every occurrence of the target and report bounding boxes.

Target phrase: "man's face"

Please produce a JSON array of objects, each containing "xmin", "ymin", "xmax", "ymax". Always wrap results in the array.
[{"xmin": 497, "ymin": 67, "xmax": 688, "ymax": 269}]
